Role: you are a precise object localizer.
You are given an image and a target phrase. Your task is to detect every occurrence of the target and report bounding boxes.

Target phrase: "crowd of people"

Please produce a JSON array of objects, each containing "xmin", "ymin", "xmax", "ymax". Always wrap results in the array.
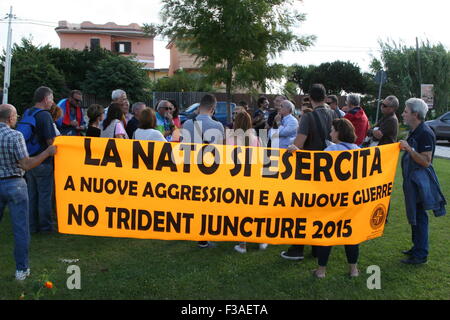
[{"xmin": 0, "ymin": 83, "xmax": 446, "ymax": 281}]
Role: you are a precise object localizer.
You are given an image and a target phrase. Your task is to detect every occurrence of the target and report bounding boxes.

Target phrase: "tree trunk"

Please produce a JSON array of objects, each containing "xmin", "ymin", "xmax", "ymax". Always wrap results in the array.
[{"xmin": 226, "ymin": 60, "xmax": 233, "ymax": 125}]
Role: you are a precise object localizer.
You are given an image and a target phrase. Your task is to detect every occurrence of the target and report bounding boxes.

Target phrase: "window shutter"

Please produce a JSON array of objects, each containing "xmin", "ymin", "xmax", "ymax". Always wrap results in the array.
[
  {"xmin": 125, "ymin": 42, "xmax": 131, "ymax": 53},
  {"xmin": 90, "ymin": 38, "xmax": 100, "ymax": 49}
]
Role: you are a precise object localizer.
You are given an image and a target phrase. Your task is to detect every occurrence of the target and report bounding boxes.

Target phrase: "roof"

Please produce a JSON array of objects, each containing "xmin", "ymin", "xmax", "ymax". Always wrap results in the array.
[{"xmin": 55, "ymin": 21, "xmax": 153, "ymax": 38}]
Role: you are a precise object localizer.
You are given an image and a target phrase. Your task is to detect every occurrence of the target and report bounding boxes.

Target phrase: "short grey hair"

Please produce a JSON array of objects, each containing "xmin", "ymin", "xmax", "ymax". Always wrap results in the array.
[
  {"xmin": 405, "ymin": 98, "xmax": 428, "ymax": 121},
  {"xmin": 346, "ymin": 94, "xmax": 360, "ymax": 107},
  {"xmin": 281, "ymin": 100, "xmax": 295, "ymax": 113},
  {"xmin": 111, "ymin": 89, "xmax": 126, "ymax": 101},
  {"xmin": 384, "ymin": 95, "xmax": 399, "ymax": 110},
  {"xmin": 132, "ymin": 102, "xmax": 146, "ymax": 114},
  {"xmin": 156, "ymin": 100, "xmax": 171, "ymax": 110},
  {"xmin": 0, "ymin": 104, "xmax": 13, "ymax": 121}
]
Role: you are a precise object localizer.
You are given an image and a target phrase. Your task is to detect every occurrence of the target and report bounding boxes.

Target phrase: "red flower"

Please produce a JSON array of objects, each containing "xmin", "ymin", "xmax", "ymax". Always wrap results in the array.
[{"xmin": 44, "ymin": 281, "xmax": 53, "ymax": 289}]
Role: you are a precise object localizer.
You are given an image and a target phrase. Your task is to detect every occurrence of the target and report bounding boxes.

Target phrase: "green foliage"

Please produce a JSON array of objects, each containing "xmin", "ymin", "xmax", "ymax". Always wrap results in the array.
[
  {"xmin": 1, "ymin": 39, "xmax": 66, "ymax": 114},
  {"xmin": 370, "ymin": 39, "xmax": 450, "ymax": 116},
  {"xmin": 160, "ymin": 0, "xmax": 315, "ymax": 120},
  {"xmin": 82, "ymin": 54, "xmax": 151, "ymax": 101},
  {"xmin": 283, "ymin": 81, "xmax": 299, "ymax": 100},
  {"xmin": 0, "ymin": 38, "xmax": 152, "ymax": 113},
  {"xmin": 287, "ymin": 61, "xmax": 368, "ymax": 95},
  {"xmin": 151, "ymin": 70, "xmax": 213, "ymax": 92},
  {"xmin": 47, "ymin": 47, "xmax": 113, "ymax": 91}
]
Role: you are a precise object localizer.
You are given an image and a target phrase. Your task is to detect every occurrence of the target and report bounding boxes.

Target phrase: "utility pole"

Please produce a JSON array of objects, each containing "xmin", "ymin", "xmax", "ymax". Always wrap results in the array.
[
  {"xmin": 2, "ymin": 6, "xmax": 15, "ymax": 104},
  {"xmin": 416, "ymin": 37, "xmax": 422, "ymax": 97}
]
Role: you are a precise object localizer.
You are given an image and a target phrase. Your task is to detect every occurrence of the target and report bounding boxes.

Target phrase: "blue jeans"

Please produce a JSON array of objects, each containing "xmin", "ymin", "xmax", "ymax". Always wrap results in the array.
[
  {"xmin": 25, "ymin": 162, "xmax": 54, "ymax": 233},
  {"xmin": 411, "ymin": 204, "xmax": 429, "ymax": 259},
  {"xmin": 0, "ymin": 178, "xmax": 30, "ymax": 271}
]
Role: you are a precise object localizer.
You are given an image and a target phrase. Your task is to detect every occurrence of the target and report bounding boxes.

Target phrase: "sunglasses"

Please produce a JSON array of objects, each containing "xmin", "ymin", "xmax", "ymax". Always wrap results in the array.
[{"xmin": 381, "ymin": 103, "xmax": 390, "ymax": 108}]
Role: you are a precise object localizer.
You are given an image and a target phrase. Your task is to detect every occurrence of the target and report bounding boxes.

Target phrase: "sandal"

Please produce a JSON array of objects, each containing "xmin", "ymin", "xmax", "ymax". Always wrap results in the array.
[
  {"xmin": 312, "ymin": 269, "xmax": 326, "ymax": 278},
  {"xmin": 349, "ymin": 269, "xmax": 360, "ymax": 277}
]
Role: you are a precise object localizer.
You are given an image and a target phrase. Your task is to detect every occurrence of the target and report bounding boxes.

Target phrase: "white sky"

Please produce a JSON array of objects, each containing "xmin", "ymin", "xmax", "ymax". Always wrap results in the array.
[{"xmin": 1, "ymin": 0, "xmax": 449, "ymax": 72}]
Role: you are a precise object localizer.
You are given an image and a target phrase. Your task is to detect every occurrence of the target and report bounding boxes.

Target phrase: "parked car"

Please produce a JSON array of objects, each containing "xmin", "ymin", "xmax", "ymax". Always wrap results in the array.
[
  {"xmin": 425, "ymin": 111, "xmax": 450, "ymax": 141},
  {"xmin": 179, "ymin": 101, "xmax": 236, "ymax": 127}
]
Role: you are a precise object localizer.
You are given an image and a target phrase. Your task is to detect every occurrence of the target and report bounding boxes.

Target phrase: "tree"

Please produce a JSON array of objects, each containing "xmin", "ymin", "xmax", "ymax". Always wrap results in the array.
[
  {"xmin": 159, "ymin": 0, "xmax": 315, "ymax": 122},
  {"xmin": 287, "ymin": 61, "xmax": 368, "ymax": 95},
  {"xmin": 370, "ymin": 39, "xmax": 450, "ymax": 116},
  {"xmin": 46, "ymin": 46, "xmax": 112, "ymax": 91},
  {"xmin": 82, "ymin": 54, "xmax": 152, "ymax": 101},
  {"xmin": 0, "ymin": 38, "xmax": 66, "ymax": 114},
  {"xmin": 152, "ymin": 70, "xmax": 213, "ymax": 92}
]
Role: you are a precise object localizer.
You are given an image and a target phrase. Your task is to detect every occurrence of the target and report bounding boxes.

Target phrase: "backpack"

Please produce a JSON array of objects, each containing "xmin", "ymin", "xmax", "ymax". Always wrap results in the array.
[{"xmin": 16, "ymin": 108, "xmax": 45, "ymax": 156}]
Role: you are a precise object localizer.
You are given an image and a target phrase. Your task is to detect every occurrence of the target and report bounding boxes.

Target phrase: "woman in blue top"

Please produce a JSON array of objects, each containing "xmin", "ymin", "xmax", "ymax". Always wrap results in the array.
[
  {"xmin": 313, "ymin": 118, "xmax": 360, "ymax": 278},
  {"xmin": 325, "ymin": 118, "xmax": 359, "ymax": 151}
]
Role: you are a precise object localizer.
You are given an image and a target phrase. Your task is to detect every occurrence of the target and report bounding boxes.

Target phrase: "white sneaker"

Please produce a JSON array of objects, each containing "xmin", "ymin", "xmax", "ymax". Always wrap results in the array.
[
  {"xmin": 234, "ymin": 245, "xmax": 247, "ymax": 253},
  {"xmin": 259, "ymin": 243, "xmax": 268, "ymax": 250},
  {"xmin": 15, "ymin": 268, "xmax": 30, "ymax": 281}
]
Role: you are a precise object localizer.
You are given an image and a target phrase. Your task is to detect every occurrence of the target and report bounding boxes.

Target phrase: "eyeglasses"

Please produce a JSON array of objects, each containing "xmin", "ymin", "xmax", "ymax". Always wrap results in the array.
[{"xmin": 381, "ymin": 103, "xmax": 390, "ymax": 108}]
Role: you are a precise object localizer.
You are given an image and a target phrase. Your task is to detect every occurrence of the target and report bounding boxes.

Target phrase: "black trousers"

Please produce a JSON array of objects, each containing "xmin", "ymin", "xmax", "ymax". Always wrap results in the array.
[
  {"xmin": 286, "ymin": 245, "xmax": 317, "ymax": 257},
  {"xmin": 316, "ymin": 245, "xmax": 359, "ymax": 267}
]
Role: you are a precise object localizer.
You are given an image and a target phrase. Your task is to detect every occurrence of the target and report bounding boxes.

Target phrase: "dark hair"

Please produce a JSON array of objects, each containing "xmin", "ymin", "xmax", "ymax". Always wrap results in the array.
[
  {"xmin": 200, "ymin": 94, "xmax": 217, "ymax": 110},
  {"xmin": 70, "ymin": 90, "xmax": 82, "ymax": 98},
  {"xmin": 168, "ymin": 99, "xmax": 179, "ymax": 118},
  {"xmin": 87, "ymin": 104, "xmax": 104, "ymax": 125},
  {"xmin": 327, "ymin": 95, "xmax": 338, "ymax": 104},
  {"xmin": 332, "ymin": 118, "xmax": 356, "ymax": 144},
  {"xmin": 309, "ymin": 84, "xmax": 326, "ymax": 102},
  {"xmin": 33, "ymin": 86, "xmax": 53, "ymax": 103},
  {"xmin": 139, "ymin": 108, "xmax": 157, "ymax": 129},
  {"xmin": 238, "ymin": 100, "xmax": 248, "ymax": 107},
  {"xmin": 257, "ymin": 96, "xmax": 268, "ymax": 108},
  {"xmin": 103, "ymin": 103, "xmax": 123, "ymax": 129}
]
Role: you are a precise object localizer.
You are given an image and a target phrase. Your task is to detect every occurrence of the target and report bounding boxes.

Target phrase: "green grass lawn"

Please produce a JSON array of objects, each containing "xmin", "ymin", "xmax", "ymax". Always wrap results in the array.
[{"xmin": 0, "ymin": 157, "xmax": 449, "ymax": 300}]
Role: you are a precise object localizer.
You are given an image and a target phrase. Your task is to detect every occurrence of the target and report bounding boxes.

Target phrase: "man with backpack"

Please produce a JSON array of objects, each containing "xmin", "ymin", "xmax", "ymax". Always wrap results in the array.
[
  {"xmin": 18, "ymin": 87, "xmax": 57, "ymax": 234},
  {"xmin": 281, "ymin": 84, "xmax": 338, "ymax": 261},
  {"xmin": 0, "ymin": 103, "xmax": 56, "ymax": 280},
  {"xmin": 181, "ymin": 94, "xmax": 224, "ymax": 249}
]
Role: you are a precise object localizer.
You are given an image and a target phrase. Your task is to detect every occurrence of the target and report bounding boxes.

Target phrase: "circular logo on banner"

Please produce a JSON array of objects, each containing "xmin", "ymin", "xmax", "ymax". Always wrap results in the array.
[{"xmin": 370, "ymin": 204, "xmax": 386, "ymax": 230}]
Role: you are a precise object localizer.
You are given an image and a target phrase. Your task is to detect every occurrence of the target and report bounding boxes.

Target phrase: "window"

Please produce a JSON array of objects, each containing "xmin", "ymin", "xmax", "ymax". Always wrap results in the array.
[
  {"xmin": 114, "ymin": 42, "xmax": 132, "ymax": 54},
  {"xmin": 441, "ymin": 113, "xmax": 450, "ymax": 121},
  {"xmin": 90, "ymin": 38, "xmax": 100, "ymax": 49}
]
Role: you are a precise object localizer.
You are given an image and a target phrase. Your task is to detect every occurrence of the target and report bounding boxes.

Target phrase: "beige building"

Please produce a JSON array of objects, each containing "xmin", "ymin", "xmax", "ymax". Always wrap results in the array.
[{"xmin": 166, "ymin": 41, "xmax": 201, "ymax": 76}]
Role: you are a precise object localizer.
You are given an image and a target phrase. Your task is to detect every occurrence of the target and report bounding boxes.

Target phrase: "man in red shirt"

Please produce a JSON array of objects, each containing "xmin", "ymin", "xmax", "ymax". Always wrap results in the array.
[{"xmin": 344, "ymin": 94, "xmax": 369, "ymax": 146}]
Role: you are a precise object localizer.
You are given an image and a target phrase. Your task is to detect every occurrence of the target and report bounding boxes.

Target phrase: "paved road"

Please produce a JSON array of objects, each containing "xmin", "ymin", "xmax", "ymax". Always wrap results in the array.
[{"xmin": 435, "ymin": 140, "xmax": 450, "ymax": 159}]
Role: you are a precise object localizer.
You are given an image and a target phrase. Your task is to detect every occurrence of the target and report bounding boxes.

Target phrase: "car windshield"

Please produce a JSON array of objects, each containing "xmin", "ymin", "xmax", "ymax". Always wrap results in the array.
[{"xmin": 185, "ymin": 103, "xmax": 200, "ymax": 113}]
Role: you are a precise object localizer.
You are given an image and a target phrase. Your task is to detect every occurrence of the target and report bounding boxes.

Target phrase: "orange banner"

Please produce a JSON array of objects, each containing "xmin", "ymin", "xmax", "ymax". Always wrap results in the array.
[{"xmin": 54, "ymin": 136, "xmax": 400, "ymax": 245}]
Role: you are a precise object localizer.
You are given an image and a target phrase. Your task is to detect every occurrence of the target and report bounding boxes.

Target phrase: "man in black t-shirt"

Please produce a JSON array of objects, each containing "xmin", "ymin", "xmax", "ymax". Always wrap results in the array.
[
  {"xmin": 24, "ymin": 87, "xmax": 57, "ymax": 234},
  {"xmin": 281, "ymin": 84, "xmax": 337, "ymax": 261}
]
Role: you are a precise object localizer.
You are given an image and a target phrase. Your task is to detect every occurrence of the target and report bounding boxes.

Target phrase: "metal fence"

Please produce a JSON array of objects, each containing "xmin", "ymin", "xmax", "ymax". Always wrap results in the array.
[{"xmin": 82, "ymin": 91, "xmax": 346, "ymax": 113}]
